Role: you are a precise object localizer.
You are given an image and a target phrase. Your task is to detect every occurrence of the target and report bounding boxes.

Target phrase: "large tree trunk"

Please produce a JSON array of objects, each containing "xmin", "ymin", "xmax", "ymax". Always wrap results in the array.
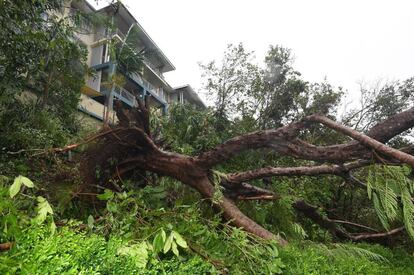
[{"xmin": 79, "ymin": 100, "xmax": 414, "ymax": 245}]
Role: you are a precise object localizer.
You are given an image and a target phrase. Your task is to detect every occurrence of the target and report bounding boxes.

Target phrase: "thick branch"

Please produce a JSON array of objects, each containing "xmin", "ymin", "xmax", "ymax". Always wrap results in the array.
[
  {"xmin": 227, "ymin": 165, "xmax": 345, "ymax": 184},
  {"xmin": 118, "ymin": 154, "xmax": 286, "ymax": 245},
  {"xmin": 196, "ymin": 121, "xmax": 305, "ymax": 168},
  {"xmin": 293, "ymin": 200, "xmax": 405, "ymax": 242},
  {"xmin": 223, "ymin": 181, "xmax": 276, "ymax": 196},
  {"xmin": 225, "ymin": 160, "xmax": 372, "ymax": 190},
  {"xmin": 197, "ymin": 107, "xmax": 414, "ymax": 167},
  {"xmin": 306, "ymin": 115, "xmax": 414, "ymax": 167},
  {"xmin": 365, "ymin": 107, "xmax": 414, "ymax": 143},
  {"xmin": 293, "ymin": 200, "xmax": 351, "ymax": 240}
]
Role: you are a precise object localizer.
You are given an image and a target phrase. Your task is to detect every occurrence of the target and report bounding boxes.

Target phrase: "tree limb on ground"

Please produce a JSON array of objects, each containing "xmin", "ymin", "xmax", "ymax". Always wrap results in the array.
[{"xmin": 78, "ymin": 101, "xmax": 414, "ymax": 246}]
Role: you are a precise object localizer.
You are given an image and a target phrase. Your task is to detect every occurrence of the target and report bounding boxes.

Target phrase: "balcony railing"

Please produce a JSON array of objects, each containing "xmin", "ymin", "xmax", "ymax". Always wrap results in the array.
[
  {"xmin": 129, "ymin": 73, "xmax": 166, "ymax": 103},
  {"xmin": 100, "ymin": 82, "xmax": 138, "ymax": 107},
  {"xmin": 113, "ymin": 85, "xmax": 137, "ymax": 107},
  {"xmin": 143, "ymin": 58, "xmax": 162, "ymax": 77},
  {"xmin": 113, "ymin": 28, "xmax": 126, "ymax": 41}
]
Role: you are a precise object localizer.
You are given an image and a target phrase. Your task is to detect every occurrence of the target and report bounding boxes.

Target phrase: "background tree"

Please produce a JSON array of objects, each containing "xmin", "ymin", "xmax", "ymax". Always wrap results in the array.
[
  {"xmin": 200, "ymin": 43, "xmax": 259, "ymax": 131},
  {"xmin": 0, "ymin": 0, "xmax": 91, "ymax": 172},
  {"xmin": 0, "ymin": 0, "xmax": 89, "ymax": 114},
  {"xmin": 200, "ymin": 43, "xmax": 343, "ymax": 131}
]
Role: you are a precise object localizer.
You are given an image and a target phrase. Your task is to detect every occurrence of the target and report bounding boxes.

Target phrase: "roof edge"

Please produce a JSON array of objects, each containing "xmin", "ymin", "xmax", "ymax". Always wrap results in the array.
[{"xmin": 96, "ymin": 2, "xmax": 176, "ymax": 72}]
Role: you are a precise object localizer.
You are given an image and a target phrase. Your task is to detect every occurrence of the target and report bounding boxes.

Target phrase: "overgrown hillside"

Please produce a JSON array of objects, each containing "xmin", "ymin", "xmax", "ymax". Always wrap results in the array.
[{"xmin": 2, "ymin": 1, "xmax": 414, "ymax": 274}]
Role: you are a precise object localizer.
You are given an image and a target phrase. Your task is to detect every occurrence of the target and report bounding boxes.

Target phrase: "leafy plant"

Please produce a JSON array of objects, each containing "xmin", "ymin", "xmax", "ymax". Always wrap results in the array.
[
  {"xmin": 9, "ymin": 175, "xmax": 34, "ymax": 198},
  {"xmin": 367, "ymin": 164, "xmax": 414, "ymax": 237},
  {"xmin": 152, "ymin": 228, "xmax": 188, "ymax": 256}
]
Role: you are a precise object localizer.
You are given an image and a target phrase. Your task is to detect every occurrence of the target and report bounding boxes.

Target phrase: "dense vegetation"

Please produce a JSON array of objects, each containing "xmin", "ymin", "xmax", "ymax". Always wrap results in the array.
[{"xmin": 2, "ymin": 0, "xmax": 414, "ymax": 274}]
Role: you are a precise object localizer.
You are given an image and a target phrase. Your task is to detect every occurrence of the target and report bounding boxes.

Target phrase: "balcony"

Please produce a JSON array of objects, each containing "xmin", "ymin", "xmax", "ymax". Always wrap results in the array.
[
  {"xmin": 99, "ymin": 82, "xmax": 138, "ymax": 108},
  {"xmin": 112, "ymin": 84, "xmax": 137, "ymax": 107},
  {"xmin": 128, "ymin": 73, "xmax": 167, "ymax": 105},
  {"xmin": 113, "ymin": 28, "xmax": 126, "ymax": 41},
  {"xmin": 79, "ymin": 94, "xmax": 109, "ymax": 121}
]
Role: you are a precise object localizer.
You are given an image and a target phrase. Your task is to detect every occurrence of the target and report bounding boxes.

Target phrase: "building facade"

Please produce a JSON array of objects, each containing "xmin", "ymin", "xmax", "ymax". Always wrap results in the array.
[
  {"xmin": 171, "ymin": 85, "xmax": 207, "ymax": 109},
  {"xmin": 70, "ymin": 0, "xmax": 205, "ymax": 123}
]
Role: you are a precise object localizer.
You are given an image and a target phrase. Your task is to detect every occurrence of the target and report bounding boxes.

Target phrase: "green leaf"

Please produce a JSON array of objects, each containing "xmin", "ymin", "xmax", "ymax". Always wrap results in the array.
[
  {"xmin": 106, "ymin": 201, "xmax": 118, "ymax": 213},
  {"xmin": 172, "ymin": 231, "xmax": 188, "ymax": 248},
  {"xmin": 50, "ymin": 221, "xmax": 56, "ymax": 234},
  {"xmin": 153, "ymin": 229, "xmax": 166, "ymax": 253},
  {"xmin": 87, "ymin": 215, "xmax": 94, "ymax": 229},
  {"xmin": 160, "ymin": 228, "xmax": 166, "ymax": 242},
  {"xmin": 20, "ymin": 176, "xmax": 34, "ymax": 188},
  {"xmin": 9, "ymin": 178, "xmax": 22, "ymax": 198},
  {"xmin": 118, "ymin": 242, "xmax": 148, "ymax": 269},
  {"xmin": 171, "ymin": 241, "xmax": 179, "ymax": 256},
  {"xmin": 97, "ymin": 189, "xmax": 114, "ymax": 201},
  {"xmin": 163, "ymin": 233, "xmax": 173, "ymax": 253},
  {"xmin": 35, "ymin": 196, "xmax": 54, "ymax": 224},
  {"xmin": 10, "ymin": 175, "xmax": 34, "ymax": 198}
]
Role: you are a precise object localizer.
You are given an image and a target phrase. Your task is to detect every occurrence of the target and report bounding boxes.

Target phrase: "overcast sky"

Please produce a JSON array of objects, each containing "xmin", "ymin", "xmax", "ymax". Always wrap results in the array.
[{"xmin": 93, "ymin": 0, "xmax": 414, "ymax": 105}]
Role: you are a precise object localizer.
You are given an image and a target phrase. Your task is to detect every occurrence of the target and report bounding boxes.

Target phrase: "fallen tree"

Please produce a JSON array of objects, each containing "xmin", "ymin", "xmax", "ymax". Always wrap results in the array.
[{"xmin": 81, "ymin": 100, "xmax": 414, "ymax": 245}]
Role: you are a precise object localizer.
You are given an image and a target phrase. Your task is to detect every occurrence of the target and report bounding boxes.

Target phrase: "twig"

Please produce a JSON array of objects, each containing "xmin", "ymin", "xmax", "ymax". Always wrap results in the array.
[
  {"xmin": 6, "ymin": 148, "xmax": 44, "ymax": 155},
  {"xmin": 32, "ymin": 128, "xmax": 124, "ymax": 156},
  {"xmin": 237, "ymin": 195, "xmax": 279, "ymax": 201},
  {"xmin": 330, "ymin": 219, "xmax": 378, "ymax": 232},
  {"xmin": 351, "ymin": 227, "xmax": 404, "ymax": 241}
]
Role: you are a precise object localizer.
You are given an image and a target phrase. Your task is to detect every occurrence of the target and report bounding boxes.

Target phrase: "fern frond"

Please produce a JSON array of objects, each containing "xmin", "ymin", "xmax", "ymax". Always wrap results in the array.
[
  {"xmin": 372, "ymin": 192, "xmax": 390, "ymax": 230},
  {"xmin": 379, "ymin": 184, "xmax": 399, "ymax": 222},
  {"xmin": 366, "ymin": 164, "xmax": 414, "ymax": 239},
  {"xmin": 309, "ymin": 242, "xmax": 388, "ymax": 263},
  {"xmin": 330, "ymin": 243, "xmax": 388, "ymax": 263},
  {"xmin": 292, "ymin": 222, "xmax": 308, "ymax": 239},
  {"xmin": 367, "ymin": 169, "xmax": 373, "ymax": 199},
  {"xmin": 401, "ymin": 187, "xmax": 414, "ymax": 239}
]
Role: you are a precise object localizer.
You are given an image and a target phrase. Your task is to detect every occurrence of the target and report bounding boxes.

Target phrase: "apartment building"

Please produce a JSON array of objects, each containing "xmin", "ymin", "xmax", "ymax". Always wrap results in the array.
[
  {"xmin": 171, "ymin": 85, "xmax": 207, "ymax": 109},
  {"xmin": 70, "ymin": 0, "xmax": 205, "ymax": 123}
]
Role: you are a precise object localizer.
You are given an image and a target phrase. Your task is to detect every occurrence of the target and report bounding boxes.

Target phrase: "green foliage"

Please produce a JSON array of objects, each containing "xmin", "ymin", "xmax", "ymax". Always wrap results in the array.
[
  {"xmin": 117, "ymin": 241, "xmax": 149, "ymax": 269},
  {"xmin": 200, "ymin": 43, "xmax": 259, "ymax": 125},
  {"xmin": 1, "ymin": 226, "xmax": 212, "ymax": 274},
  {"xmin": 0, "ymin": 0, "xmax": 88, "ymax": 113},
  {"xmin": 344, "ymin": 78, "xmax": 414, "ymax": 136},
  {"xmin": 1, "ymin": 175, "xmax": 55, "ymax": 243},
  {"xmin": 0, "ymin": 102, "xmax": 73, "ymax": 154},
  {"xmin": 0, "ymin": 0, "xmax": 90, "ymax": 168},
  {"xmin": 158, "ymin": 104, "xmax": 223, "ymax": 154},
  {"xmin": 211, "ymin": 170, "xmax": 225, "ymax": 203},
  {"xmin": 112, "ymin": 25, "xmax": 145, "ymax": 76},
  {"xmin": 200, "ymin": 43, "xmax": 344, "ymax": 130},
  {"xmin": 9, "ymin": 176, "xmax": 34, "ymax": 198},
  {"xmin": 160, "ymin": 230, "xmax": 188, "ymax": 256},
  {"xmin": 367, "ymin": 165, "xmax": 414, "ymax": 236},
  {"xmin": 56, "ymin": 181, "xmax": 286, "ymax": 273},
  {"xmin": 34, "ymin": 196, "xmax": 54, "ymax": 225},
  {"xmin": 279, "ymin": 242, "xmax": 414, "ymax": 275},
  {"xmin": 3, "ymin": 174, "xmax": 414, "ymax": 274}
]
